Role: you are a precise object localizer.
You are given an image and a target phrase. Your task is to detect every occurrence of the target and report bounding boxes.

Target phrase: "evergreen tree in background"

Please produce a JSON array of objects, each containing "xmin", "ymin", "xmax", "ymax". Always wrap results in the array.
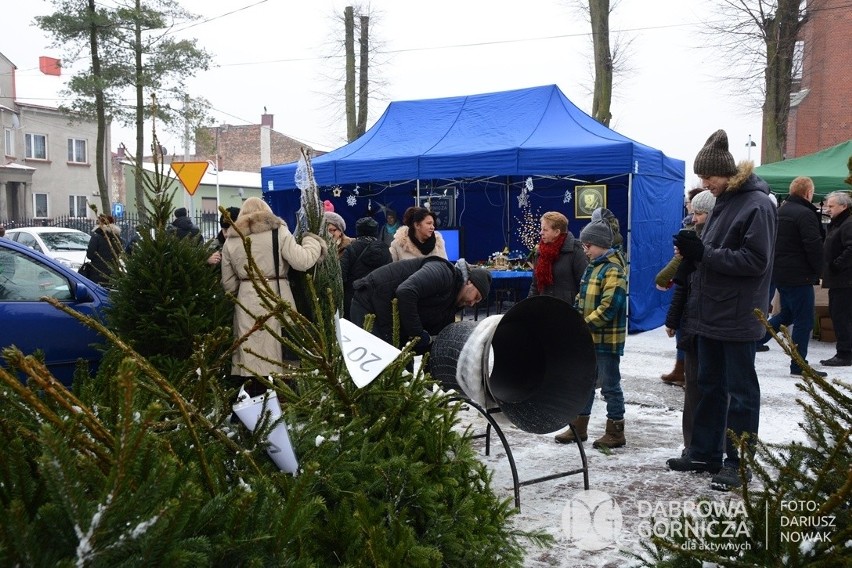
[
  {"xmin": 0, "ymin": 138, "xmax": 545, "ymax": 565},
  {"xmin": 634, "ymin": 317, "xmax": 851, "ymax": 566}
]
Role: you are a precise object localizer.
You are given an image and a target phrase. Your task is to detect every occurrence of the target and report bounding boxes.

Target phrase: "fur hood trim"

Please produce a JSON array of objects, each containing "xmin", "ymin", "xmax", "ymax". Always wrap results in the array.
[
  {"xmin": 725, "ymin": 160, "xmax": 756, "ymax": 193},
  {"xmin": 226, "ymin": 209, "xmax": 284, "ymax": 238},
  {"xmin": 96, "ymin": 224, "xmax": 122, "ymax": 237}
]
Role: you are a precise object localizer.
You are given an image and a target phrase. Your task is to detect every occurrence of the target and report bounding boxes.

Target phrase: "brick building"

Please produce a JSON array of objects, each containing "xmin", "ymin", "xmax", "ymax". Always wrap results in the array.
[
  {"xmin": 193, "ymin": 113, "xmax": 318, "ymax": 172},
  {"xmin": 786, "ymin": 0, "xmax": 852, "ymax": 158}
]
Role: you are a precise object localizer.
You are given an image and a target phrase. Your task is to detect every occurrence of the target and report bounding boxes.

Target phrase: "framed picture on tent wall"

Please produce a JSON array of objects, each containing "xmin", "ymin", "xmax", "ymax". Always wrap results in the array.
[
  {"xmin": 419, "ymin": 188, "xmax": 456, "ymax": 227},
  {"xmin": 575, "ymin": 185, "xmax": 607, "ymax": 218}
]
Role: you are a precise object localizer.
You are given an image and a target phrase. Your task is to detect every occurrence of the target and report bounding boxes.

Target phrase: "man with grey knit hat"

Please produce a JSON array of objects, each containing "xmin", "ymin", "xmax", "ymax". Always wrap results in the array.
[{"xmin": 666, "ymin": 129, "xmax": 776, "ymax": 492}]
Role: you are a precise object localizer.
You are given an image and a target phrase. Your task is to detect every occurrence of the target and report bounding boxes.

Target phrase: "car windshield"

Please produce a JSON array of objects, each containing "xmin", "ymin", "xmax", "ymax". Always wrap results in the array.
[{"xmin": 40, "ymin": 231, "xmax": 90, "ymax": 252}]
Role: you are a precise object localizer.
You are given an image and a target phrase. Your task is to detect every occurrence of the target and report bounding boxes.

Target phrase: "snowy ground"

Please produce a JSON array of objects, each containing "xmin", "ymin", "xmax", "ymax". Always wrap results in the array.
[{"xmin": 446, "ymin": 322, "xmax": 850, "ymax": 567}]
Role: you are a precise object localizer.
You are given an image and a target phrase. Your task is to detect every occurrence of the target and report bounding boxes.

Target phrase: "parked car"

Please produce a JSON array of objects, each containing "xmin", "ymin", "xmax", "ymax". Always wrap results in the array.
[
  {"xmin": 6, "ymin": 227, "xmax": 91, "ymax": 271},
  {"xmin": 0, "ymin": 237, "xmax": 111, "ymax": 387}
]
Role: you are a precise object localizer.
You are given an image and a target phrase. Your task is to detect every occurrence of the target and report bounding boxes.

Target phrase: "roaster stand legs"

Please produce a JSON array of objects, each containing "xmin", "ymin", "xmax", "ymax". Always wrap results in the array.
[{"xmin": 451, "ymin": 397, "xmax": 590, "ymax": 512}]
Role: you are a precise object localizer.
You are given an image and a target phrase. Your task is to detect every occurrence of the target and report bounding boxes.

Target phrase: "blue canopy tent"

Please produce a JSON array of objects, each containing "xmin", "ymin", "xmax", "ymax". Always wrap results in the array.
[{"xmin": 262, "ymin": 85, "xmax": 685, "ymax": 331}]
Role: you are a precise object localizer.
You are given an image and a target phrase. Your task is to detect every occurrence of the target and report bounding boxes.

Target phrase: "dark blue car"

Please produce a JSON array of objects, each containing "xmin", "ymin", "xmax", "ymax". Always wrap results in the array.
[{"xmin": 0, "ymin": 237, "xmax": 111, "ymax": 387}]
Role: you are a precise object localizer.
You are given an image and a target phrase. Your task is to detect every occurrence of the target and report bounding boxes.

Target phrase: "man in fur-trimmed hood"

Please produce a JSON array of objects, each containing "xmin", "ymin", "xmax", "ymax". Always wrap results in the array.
[{"xmin": 666, "ymin": 129, "xmax": 777, "ymax": 493}]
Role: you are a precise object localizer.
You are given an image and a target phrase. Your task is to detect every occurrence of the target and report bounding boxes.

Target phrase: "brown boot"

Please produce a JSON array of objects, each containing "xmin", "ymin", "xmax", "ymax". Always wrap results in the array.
[
  {"xmin": 661, "ymin": 359, "xmax": 685, "ymax": 386},
  {"xmin": 593, "ymin": 419, "xmax": 625, "ymax": 449},
  {"xmin": 554, "ymin": 415, "xmax": 590, "ymax": 444}
]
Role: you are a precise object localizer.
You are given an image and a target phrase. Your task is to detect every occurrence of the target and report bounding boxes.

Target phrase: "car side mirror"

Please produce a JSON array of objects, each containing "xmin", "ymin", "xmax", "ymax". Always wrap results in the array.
[{"xmin": 74, "ymin": 282, "xmax": 94, "ymax": 302}]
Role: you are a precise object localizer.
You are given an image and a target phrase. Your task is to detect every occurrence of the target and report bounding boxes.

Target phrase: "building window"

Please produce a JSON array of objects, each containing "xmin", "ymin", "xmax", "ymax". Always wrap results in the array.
[
  {"xmin": 67, "ymin": 138, "xmax": 88, "ymax": 163},
  {"xmin": 3, "ymin": 128, "xmax": 13, "ymax": 156},
  {"xmin": 792, "ymin": 40, "xmax": 804, "ymax": 82},
  {"xmin": 69, "ymin": 195, "xmax": 88, "ymax": 218},
  {"xmin": 25, "ymin": 133, "xmax": 47, "ymax": 160},
  {"xmin": 34, "ymin": 193, "xmax": 49, "ymax": 218}
]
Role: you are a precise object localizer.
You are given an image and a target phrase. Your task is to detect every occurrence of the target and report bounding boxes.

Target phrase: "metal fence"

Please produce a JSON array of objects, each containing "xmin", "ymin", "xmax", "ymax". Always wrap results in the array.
[{"xmin": 0, "ymin": 213, "xmax": 222, "ymax": 243}]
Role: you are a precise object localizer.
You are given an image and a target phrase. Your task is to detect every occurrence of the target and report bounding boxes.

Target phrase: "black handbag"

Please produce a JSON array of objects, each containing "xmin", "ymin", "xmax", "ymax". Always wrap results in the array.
[{"xmin": 78, "ymin": 262, "xmax": 94, "ymax": 279}]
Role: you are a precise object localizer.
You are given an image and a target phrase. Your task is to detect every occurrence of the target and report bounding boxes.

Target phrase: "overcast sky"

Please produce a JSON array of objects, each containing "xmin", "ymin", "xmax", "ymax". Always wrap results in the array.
[{"xmin": 4, "ymin": 0, "xmax": 765, "ymax": 186}]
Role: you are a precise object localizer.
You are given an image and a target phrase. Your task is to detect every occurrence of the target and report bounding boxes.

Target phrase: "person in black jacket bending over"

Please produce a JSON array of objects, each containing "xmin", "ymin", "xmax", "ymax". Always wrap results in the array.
[
  {"xmin": 340, "ymin": 217, "xmax": 392, "ymax": 319},
  {"xmin": 756, "ymin": 176, "xmax": 825, "ymax": 376},
  {"xmin": 350, "ymin": 257, "xmax": 491, "ymax": 354}
]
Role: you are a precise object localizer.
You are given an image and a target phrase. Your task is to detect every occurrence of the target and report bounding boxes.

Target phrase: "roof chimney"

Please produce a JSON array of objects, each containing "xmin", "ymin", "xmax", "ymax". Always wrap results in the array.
[{"xmin": 261, "ymin": 112, "xmax": 273, "ymax": 129}]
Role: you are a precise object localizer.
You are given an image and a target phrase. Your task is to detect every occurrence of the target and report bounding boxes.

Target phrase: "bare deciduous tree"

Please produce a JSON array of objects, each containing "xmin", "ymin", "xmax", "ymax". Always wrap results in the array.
[
  {"xmin": 704, "ymin": 0, "xmax": 806, "ymax": 164},
  {"xmin": 571, "ymin": 0, "xmax": 632, "ymax": 128},
  {"xmin": 320, "ymin": 4, "xmax": 387, "ymax": 145}
]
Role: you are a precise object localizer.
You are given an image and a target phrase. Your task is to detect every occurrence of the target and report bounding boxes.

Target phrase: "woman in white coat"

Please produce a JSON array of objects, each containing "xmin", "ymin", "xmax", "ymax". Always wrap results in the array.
[
  {"xmin": 389, "ymin": 206, "xmax": 448, "ymax": 261},
  {"xmin": 221, "ymin": 197, "xmax": 327, "ymax": 385}
]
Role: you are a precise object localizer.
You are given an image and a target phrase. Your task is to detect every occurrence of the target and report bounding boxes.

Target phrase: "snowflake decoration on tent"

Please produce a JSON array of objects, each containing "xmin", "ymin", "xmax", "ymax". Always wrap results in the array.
[
  {"xmin": 517, "ymin": 189, "xmax": 529, "ymax": 209},
  {"xmin": 294, "ymin": 156, "xmax": 310, "ymax": 190},
  {"xmin": 346, "ymin": 194, "xmax": 357, "ymax": 207},
  {"xmin": 525, "ymin": 177, "xmax": 534, "ymax": 192},
  {"xmin": 563, "ymin": 189, "xmax": 573, "ymax": 204}
]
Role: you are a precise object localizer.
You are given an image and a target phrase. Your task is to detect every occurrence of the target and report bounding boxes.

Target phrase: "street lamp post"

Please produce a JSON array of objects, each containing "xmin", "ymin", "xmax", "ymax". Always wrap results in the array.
[{"xmin": 746, "ymin": 134, "xmax": 757, "ymax": 161}]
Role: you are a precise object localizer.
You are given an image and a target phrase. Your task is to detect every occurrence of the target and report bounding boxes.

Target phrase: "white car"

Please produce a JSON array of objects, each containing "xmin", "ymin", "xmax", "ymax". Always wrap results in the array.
[{"xmin": 6, "ymin": 227, "xmax": 91, "ymax": 271}]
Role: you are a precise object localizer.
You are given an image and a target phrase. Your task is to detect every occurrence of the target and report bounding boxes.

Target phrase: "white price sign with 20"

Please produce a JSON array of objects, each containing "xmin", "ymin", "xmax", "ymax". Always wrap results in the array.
[{"xmin": 335, "ymin": 313, "xmax": 401, "ymax": 388}]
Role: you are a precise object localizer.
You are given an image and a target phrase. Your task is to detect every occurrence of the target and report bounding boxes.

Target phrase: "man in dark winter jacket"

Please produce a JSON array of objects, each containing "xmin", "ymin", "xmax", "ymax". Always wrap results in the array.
[
  {"xmin": 340, "ymin": 217, "xmax": 392, "ymax": 319},
  {"xmin": 757, "ymin": 176, "xmax": 825, "ymax": 376},
  {"xmin": 169, "ymin": 207, "xmax": 201, "ymax": 241},
  {"xmin": 819, "ymin": 190, "xmax": 852, "ymax": 367},
  {"xmin": 350, "ymin": 257, "xmax": 491, "ymax": 354},
  {"xmin": 666, "ymin": 129, "xmax": 777, "ymax": 492}
]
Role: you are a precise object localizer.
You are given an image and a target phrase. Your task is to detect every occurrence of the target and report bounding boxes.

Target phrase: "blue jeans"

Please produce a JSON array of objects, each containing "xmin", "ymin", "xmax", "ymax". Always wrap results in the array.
[
  {"xmin": 580, "ymin": 352, "xmax": 624, "ymax": 420},
  {"xmin": 689, "ymin": 337, "xmax": 760, "ymax": 468},
  {"xmin": 762, "ymin": 284, "xmax": 814, "ymax": 373}
]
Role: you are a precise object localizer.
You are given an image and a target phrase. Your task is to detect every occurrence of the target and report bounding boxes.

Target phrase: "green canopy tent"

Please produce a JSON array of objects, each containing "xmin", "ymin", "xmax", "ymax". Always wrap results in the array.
[{"xmin": 754, "ymin": 139, "xmax": 852, "ymax": 201}]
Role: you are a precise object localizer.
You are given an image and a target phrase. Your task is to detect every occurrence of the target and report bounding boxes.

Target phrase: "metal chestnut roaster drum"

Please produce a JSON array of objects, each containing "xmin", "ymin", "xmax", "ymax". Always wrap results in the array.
[{"xmin": 429, "ymin": 295, "xmax": 597, "ymax": 509}]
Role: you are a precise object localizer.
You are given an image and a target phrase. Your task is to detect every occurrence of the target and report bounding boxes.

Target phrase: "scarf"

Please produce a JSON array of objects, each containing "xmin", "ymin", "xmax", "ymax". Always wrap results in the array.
[
  {"xmin": 534, "ymin": 233, "xmax": 567, "ymax": 291},
  {"xmin": 409, "ymin": 226, "xmax": 436, "ymax": 255}
]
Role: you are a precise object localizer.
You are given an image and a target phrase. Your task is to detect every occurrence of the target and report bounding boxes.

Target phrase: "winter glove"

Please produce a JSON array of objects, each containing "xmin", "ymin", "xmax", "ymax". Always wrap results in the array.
[
  {"xmin": 414, "ymin": 330, "xmax": 432, "ymax": 356},
  {"xmin": 673, "ymin": 231, "xmax": 704, "ymax": 262},
  {"xmin": 302, "ymin": 232, "xmax": 329, "ymax": 262}
]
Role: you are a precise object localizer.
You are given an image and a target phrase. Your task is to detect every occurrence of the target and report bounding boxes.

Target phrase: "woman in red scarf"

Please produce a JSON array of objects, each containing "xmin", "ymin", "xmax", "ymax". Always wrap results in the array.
[{"xmin": 528, "ymin": 211, "xmax": 588, "ymax": 303}]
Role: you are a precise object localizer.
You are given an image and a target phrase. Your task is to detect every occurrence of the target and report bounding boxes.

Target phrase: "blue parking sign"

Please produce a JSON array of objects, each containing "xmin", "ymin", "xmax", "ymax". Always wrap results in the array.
[{"xmin": 112, "ymin": 202, "xmax": 124, "ymax": 219}]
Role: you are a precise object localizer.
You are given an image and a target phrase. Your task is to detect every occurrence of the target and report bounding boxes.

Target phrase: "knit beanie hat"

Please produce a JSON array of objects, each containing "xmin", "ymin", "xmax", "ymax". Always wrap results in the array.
[
  {"xmin": 175, "ymin": 207, "xmax": 188, "ymax": 218},
  {"xmin": 323, "ymin": 211, "xmax": 346, "ymax": 233},
  {"xmin": 693, "ymin": 129, "xmax": 738, "ymax": 177},
  {"xmin": 579, "ymin": 220, "xmax": 614, "ymax": 249},
  {"xmin": 355, "ymin": 216, "xmax": 378, "ymax": 237},
  {"xmin": 689, "ymin": 190, "xmax": 716, "ymax": 214},
  {"xmin": 590, "ymin": 207, "xmax": 622, "ymax": 248},
  {"xmin": 468, "ymin": 267, "xmax": 492, "ymax": 300},
  {"xmin": 323, "ymin": 200, "xmax": 335, "ymax": 212}
]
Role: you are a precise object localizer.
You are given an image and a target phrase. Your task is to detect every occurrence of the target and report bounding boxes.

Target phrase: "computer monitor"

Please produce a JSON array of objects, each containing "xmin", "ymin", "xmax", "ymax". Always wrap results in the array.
[{"xmin": 438, "ymin": 228, "xmax": 463, "ymax": 261}]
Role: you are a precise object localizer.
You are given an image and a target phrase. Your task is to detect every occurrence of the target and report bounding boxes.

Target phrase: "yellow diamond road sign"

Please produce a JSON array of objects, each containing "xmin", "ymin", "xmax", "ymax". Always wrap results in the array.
[{"xmin": 171, "ymin": 161, "xmax": 209, "ymax": 196}]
